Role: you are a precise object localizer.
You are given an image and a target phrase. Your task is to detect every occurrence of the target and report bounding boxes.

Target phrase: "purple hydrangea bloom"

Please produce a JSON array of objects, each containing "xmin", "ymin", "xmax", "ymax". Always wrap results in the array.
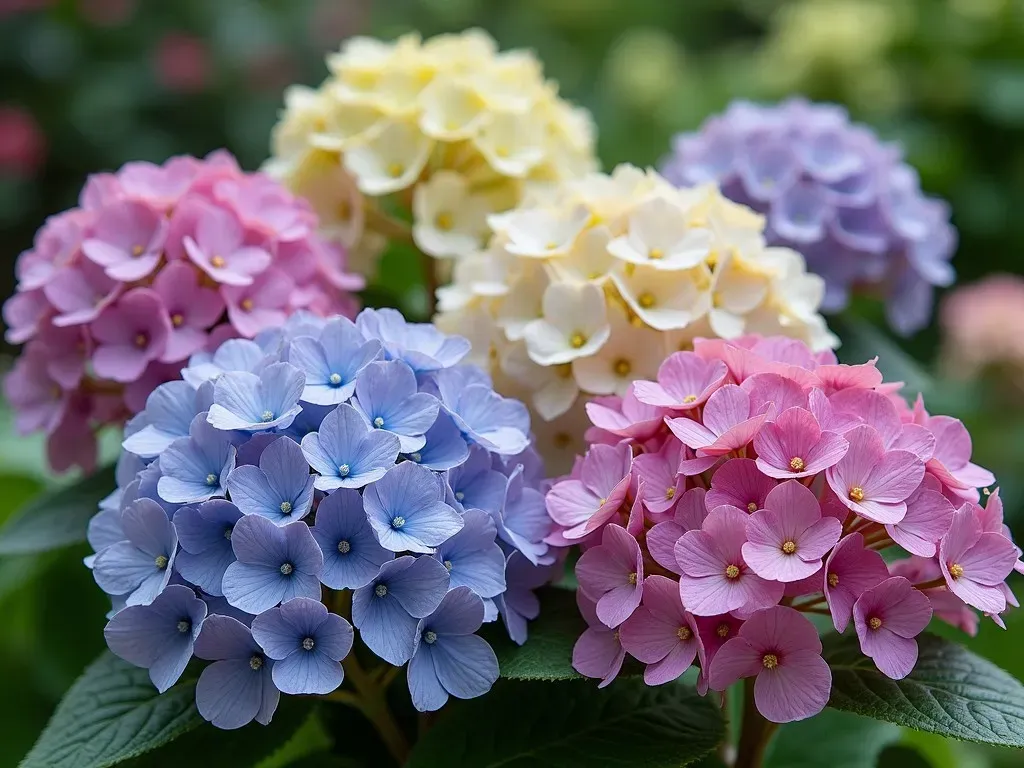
[
  {"xmin": 310, "ymin": 489, "xmax": 393, "ymax": 590},
  {"xmin": 194, "ymin": 615, "xmax": 279, "ymax": 729},
  {"xmin": 352, "ymin": 555, "xmax": 450, "ymax": 665},
  {"xmin": 222, "ymin": 514, "xmax": 323, "ymax": 614},
  {"xmin": 407, "ymin": 587, "xmax": 499, "ymax": 712},
  {"xmin": 251, "ymin": 597, "xmax": 354, "ymax": 695},
  {"xmin": 661, "ymin": 98, "xmax": 957, "ymax": 335},
  {"xmin": 104, "ymin": 585, "xmax": 207, "ymax": 692},
  {"xmin": 88, "ymin": 308, "xmax": 554, "ymax": 729},
  {"xmin": 173, "ymin": 500, "xmax": 243, "ymax": 596},
  {"xmin": 227, "ymin": 436, "xmax": 315, "ymax": 525},
  {"xmin": 93, "ymin": 498, "xmax": 177, "ymax": 606}
]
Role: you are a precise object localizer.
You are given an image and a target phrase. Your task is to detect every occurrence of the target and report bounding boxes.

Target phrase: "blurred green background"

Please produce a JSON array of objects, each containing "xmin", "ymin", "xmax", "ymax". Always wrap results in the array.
[{"xmin": 1, "ymin": 0, "xmax": 1023, "ymax": 766}]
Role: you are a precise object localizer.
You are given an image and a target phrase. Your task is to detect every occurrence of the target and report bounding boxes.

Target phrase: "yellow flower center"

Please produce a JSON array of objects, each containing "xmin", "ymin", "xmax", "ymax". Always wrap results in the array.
[
  {"xmin": 569, "ymin": 332, "xmax": 587, "ymax": 349},
  {"xmin": 725, "ymin": 564, "xmax": 740, "ymax": 580},
  {"xmin": 789, "ymin": 457, "xmax": 806, "ymax": 472},
  {"xmin": 683, "ymin": 394, "xmax": 698, "ymax": 404},
  {"xmin": 171, "ymin": 313, "xmax": 184, "ymax": 327},
  {"xmin": 781, "ymin": 540, "xmax": 797, "ymax": 555},
  {"xmin": 638, "ymin": 292, "xmax": 656, "ymax": 309},
  {"xmin": 131, "ymin": 244, "xmax": 144, "ymax": 256},
  {"xmin": 241, "ymin": 298, "xmax": 254, "ymax": 311},
  {"xmin": 848, "ymin": 486, "xmax": 865, "ymax": 502},
  {"xmin": 868, "ymin": 617, "xmax": 883, "ymax": 631},
  {"xmin": 648, "ymin": 247, "xmax": 664, "ymax": 260},
  {"xmin": 495, "ymin": 146, "xmax": 510, "ymax": 158},
  {"xmin": 613, "ymin": 359, "xmax": 631, "ymax": 377},
  {"xmin": 387, "ymin": 162, "xmax": 405, "ymax": 178},
  {"xmin": 715, "ymin": 623, "xmax": 731, "ymax": 639},
  {"xmin": 545, "ymin": 241, "xmax": 559, "ymax": 249},
  {"xmin": 665, "ymin": 486, "xmax": 676, "ymax": 500},
  {"xmin": 435, "ymin": 212, "xmax": 454, "ymax": 231},
  {"xmin": 210, "ymin": 255, "xmax": 226, "ymax": 268},
  {"xmin": 949, "ymin": 562, "xmax": 965, "ymax": 579},
  {"xmin": 627, "ymin": 572, "xmax": 638, "ymax": 586},
  {"xmin": 154, "ymin": 555, "xmax": 168, "ymax": 570},
  {"xmin": 134, "ymin": 333, "xmax": 148, "ymax": 348},
  {"xmin": 827, "ymin": 572, "xmax": 840, "ymax": 588},
  {"xmin": 762, "ymin": 653, "xmax": 779, "ymax": 670},
  {"xmin": 747, "ymin": 502, "xmax": 758, "ymax": 513},
  {"xmin": 677, "ymin": 626, "xmax": 692, "ymax": 641}
]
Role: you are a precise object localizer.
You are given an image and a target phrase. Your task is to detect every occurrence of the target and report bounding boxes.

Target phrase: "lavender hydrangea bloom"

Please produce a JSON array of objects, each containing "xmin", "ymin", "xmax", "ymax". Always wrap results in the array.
[
  {"xmin": 661, "ymin": 98, "xmax": 957, "ymax": 335},
  {"xmin": 407, "ymin": 587, "xmax": 499, "ymax": 712},
  {"xmin": 87, "ymin": 307, "xmax": 554, "ymax": 729},
  {"xmin": 251, "ymin": 598, "xmax": 353, "ymax": 695},
  {"xmin": 496, "ymin": 552, "xmax": 559, "ymax": 645},
  {"xmin": 93, "ymin": 498, "xmax": 177, "ymax": 606},
  {"xmin": 227, "ymin": 437, "xmax": 314, "ymax": 524},
  {"xmin": 194, "ymin": 615, "xmax": 279, "ymax": 729},
  {"xmin": 104, "ymin": 585, "xmax": 207, "ymax": 692}
]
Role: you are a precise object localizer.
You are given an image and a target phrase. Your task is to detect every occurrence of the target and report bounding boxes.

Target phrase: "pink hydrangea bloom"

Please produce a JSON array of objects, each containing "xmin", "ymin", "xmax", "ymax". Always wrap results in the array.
[
  {"xmin": 2, "ymin": 152, "xmax": 362, "ymax": 472},
  {"xmin": 549, "ymin": 334, "xmax": 1017, "ymax": 723}
]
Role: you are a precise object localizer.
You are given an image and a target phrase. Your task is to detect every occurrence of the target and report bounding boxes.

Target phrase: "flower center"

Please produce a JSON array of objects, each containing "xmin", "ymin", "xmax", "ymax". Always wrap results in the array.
[
  {"xmin": 280, "ymin": 562, "xmax": 294, "ymax": 576},
  {"xmin": 682, "ymin": 394, "xmax": 698, "ymax": 403},
  {"xmin": 224, "ymin": 527, "xmax": 233, "ymax": 540},
  {"xmin": 154, "ymin": 554, "xmax": 169, "ymax": 570},
  {"xmin": 789, "ymin": 457, "xmax": 805, "ymax": 472},
  {"xmin": 716, "ymin": 623, "xmax": 730, "ymax": 638},
  {"xmin": 827, "ymin": 572, "xmax": 840, "ymax": 588},
  {"xmin": 134, "ymin": 333, "xmax": 148, "ymax": 348},
  {"xmin": 423, "ymin": 630, "xmax": 438, "ymax": 645},
  {"xmin": 177, "ymin": 619, "xmax": 191, "ymax": 633},
  {"xmin": 373, "ymin": 416, "xmax": 385, "ymax": 428},
  {"xmin": 337, "ymin": 540, "xmax": 351, "ymax": 554},
  {"xmin": 260, "ymin": 410, "xmax": 275, "ymax": 422},
  {"xmin": 455, "ymin": 491, "xmax": 465, "ymax": 502},
  {"xmin": 627, "ymin": 572, "xmax": 638, "ymax": 586},
  {"xmin": 569, "ymin": 332, "xmax": 587, "ymax": 349},
  {"xmin": 132, "ymin": 244, "xmax": 144, "ymax": 256},
  {"xmin": 443, "ymin": 559, "xmax": 453, "ymax": 571},
  {"xmin": 329, "ymin": 373, "xmax": 342, "ymax": 386},
  {"xmin": 171, "ymin": 313, "xmax": 184, "ymax": 327},
  {"xmin": 249, "ymin": 654, "xmax": 263, "ymax": 670},
  {"xmin": 781, "ymin": 540, "xmax": 797, "ymax": 555},
  {"xmin": 848, "ymin": 486, "xmax": 865, "ymax": 502},
  {"xmin": 677, "ymin": 626, "xmax": 692, "ymax": 641},
  {"xmin": 949, "ymin": 562, "xmax": 964, "ymax": 579},
  {"xmin": 613, "ymin": 358, "xmax": 631, "ymax": 377},
  {"xmin": 638, "ymin": 292, "xmax": 656, "ymax": 309},
  {"xmin": 725, "ymin": 564, "xmax": 740, "ymax": 579},
  {"xmin": 435, "ymin": 212, "xmax": 453, "ymax": 231},
  {"xmin": 747, "ymin": 501, "xmax": 757, "ymax": 512},
  {"xmin": 338, "ymin": 463, "xmax": 350, "ymax": 477},
  {"xmin": 391, "ymin": 516, "xmax": 406, "ymax": 529},
  {"xmin": 241, "ymin": 298, "xmax": 254, "ymax": 312},
  {"xmin": 387, "ymin": 162, "xmax": 405, "ymax": 178},
  {"xmin": 280, "ymin": 501, "xmax": 292, "ymax": 514},
  {"xmin": 374, "ymin": 584, "xmax": 388, "ymax": 598},
  {"xmin": 409, "ymin": 452, "xmax": 422, "ymax": 462},
  {"xmin": 205, "ymin": 473, "xmax": 218, "ymax": 486},
  {"xmin": 868, "ymin": 617, "xmax": 883, "ymax": 631},
  {"xmin": 648, "ymin": 247, "xmax": 664, "ymax": 260},
  {"xmin": 762, "ymin": 653, "xmax": 779, "ymax": 670},
  {"xmin": 302, "ymin": 637, "xmax": 315, "ymax": 651},
  {"xmin": 545, "ymin": 241, "xmax": 559, "ymax": 250},
  {"xmin": 665, "ymin": 486, "xmax": 676, "ymax": 500}
]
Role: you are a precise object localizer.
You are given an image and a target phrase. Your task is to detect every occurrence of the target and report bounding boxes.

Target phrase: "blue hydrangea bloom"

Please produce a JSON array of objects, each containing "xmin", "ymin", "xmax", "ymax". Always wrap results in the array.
[
  {"xmin": 104, "ymin": 585, "xmax": 207, "ymax": 692},
  {"xmin": 227, "ymin": 437, "xmax": 315, "ymax": 525},
  {"xmin": 251, "ymin": 597, "xmax": 353, "ymax": 695},
  {"xmin": 407, "ymin": 586, "xmax": 499, "ymax": 712},
  {"xmin": 661, "ymin": 97, "xmax": 957, "ymax": 335},
  {"xmin": 194, "ymin": 615, "xmax": 279, "ymax": 729},
  {"xmin": 88, "ymin": 308, "xmax": 555, "ymax": 729}
]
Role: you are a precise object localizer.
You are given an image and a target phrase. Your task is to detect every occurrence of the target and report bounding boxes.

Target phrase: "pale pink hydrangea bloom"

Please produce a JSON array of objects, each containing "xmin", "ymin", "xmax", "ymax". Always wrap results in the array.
[
  {"xmin": 940, "ymin": 274, "xmax": 1024, "ymax": 384},
  {"xmin": 546, "ymin": 334, "xmax": 1020, "ymax": 723},
  {"xmin": 3, "ymin": 152, "xmax": 362, "ymax": 472}
]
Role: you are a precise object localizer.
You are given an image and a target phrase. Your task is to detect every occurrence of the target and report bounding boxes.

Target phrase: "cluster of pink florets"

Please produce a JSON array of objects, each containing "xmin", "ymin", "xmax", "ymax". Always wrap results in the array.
[
  {"xmin": 2, "ymin": 151, "xmax": 362, "ymax": 473},
  {"xmin": 547, "ymin": 335, "xmax": 1023, "ymax": 723}
]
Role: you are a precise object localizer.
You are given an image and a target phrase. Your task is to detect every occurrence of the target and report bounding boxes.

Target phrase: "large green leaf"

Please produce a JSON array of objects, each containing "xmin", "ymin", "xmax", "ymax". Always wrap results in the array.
[
  {"xmin": 823, "ymin": 632, "xmax": 1024, "ymax": 747},
  {"xmin": 20, "ymin": 651, "xmax": 202, "ymax": 768},
  {"xmin": 406, "ymin": 678, "xmax": 725, "ymax": 768},
  {"xmin": 765, "ymin": 709, "xmax": 901, "ymax": 768},
  {"xmin": 483, "ymin": 588, "xmax": 584, "ymax": 681},
  {"xmin": 0, "ymin": 466, "xmax": 115, "ymax": 556}
]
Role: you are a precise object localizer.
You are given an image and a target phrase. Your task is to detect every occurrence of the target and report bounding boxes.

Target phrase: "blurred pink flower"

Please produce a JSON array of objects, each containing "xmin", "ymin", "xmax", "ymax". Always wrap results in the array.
[
  {"xmin": 941, "ymin": 274, "xmax": 1024, "ymax": 381},
  {"xmin": 0, "ymin": 105, "xmax": 46, "ymax": 176},
  {"xmin": 154, "ymin": 33, "xmax": 211, "ymax": 94}
]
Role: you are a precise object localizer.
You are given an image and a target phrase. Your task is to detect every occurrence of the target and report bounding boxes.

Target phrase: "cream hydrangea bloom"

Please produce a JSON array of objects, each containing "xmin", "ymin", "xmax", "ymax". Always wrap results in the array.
[
  {"xmin": 266, "ymin": 29, "xmax": 597, "ymax": 276},
  {"xmin": 434, "ymin": 163, "xmax": 838, "ymax": 471}
]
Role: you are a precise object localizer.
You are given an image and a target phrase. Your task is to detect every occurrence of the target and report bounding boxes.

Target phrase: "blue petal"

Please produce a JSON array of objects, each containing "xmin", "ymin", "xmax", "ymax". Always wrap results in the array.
[
  {"xmin": 412, "ymin": 412, "xmax": 469, "ymax": 471},
  {"xmin": 196, "ymin": 659, "xmax": 264, "ymax": 729},
  {"xmin": 194, "ymin": 614, "xmax": 259, "ymax": 661},
  {"xmin": 407, "ymin": 644, "xmax": 448, "ymax": 712},
  {"xmin": 311, "ymin": 489, "xmax": 392, "ymax": 590},
  {"xmin": 351, "ymin": 582, "xmax": 419, "ymax": 666},
  {"xmin": 271, "ymin": 647, "xmax": 344, "ymax": 695},
  {"xmin": 222, "ymin": 562, "xmax": 290, "ymax": 615},
  {"xmin": 386, "ymin": 555, "xmax": 450, "ymax": 618},
  {"xmin": 425, "ymin": 586, "xmax": 485, "ymax": 635},
  {"xmin": 430, "ymin": 634, "xmax": 498, "ymax": 700}
]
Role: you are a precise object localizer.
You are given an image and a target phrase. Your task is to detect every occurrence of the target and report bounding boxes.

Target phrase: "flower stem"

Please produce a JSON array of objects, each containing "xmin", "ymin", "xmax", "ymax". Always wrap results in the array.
[
  {"xmin": 734, "ymin": 678, "xmax": 778, "ymax": 768},
  {"xmin": 364, "ymin": 206, "xmax": 414, "ymax": 245},
  {"xmin": 420, "ymin": 246, "xmax": 439, "ymax": 318},
  {"xmin": 341, "ymin": 652, "xmax": 411, "ymax": 765}
]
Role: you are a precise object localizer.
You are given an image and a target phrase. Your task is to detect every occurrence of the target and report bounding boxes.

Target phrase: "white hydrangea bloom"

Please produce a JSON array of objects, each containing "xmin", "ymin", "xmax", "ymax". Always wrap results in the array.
[
  {"xmin": 434, "ymin": 163, "xmax": 838, "ymax": 471},
  {"xmin": 266, "ymin": 29, "xmax": 598, "ymax": 274}
]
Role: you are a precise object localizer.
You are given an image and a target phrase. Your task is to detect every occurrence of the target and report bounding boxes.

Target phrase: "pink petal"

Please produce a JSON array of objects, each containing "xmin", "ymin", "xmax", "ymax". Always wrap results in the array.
[
  {"xmin": 798, "ymin": 516, "xmax": 843, "ymax": 561},
  {"xmin": 619, "ymin": 605, "xmax": 678, "ymax": 663},
  {"xmin": 961, "ymin": 532, "xmax": 1019, "ymax": 586},
  {"xmin": 707, "ymin": 458, "xmax": 776, "ymax": 512},
  {"xmin": 647, "ymin": 522, "xmax": 684, "ymax": 574},
  {"xmin": 803, "ymin": 431, "xmax": 850, "ymax": 474},
  {"xmin": 665, "ymin": 416, "xmax": 716, "ymax": 450},
  {"xmin": 581, "ymin": 443, "xmax": 633, "ymax": 498},
  {"xmin": 824, "ymin": 533, "xmax": 889, "ymax": 633},
  {"xmin": 738, "ymin": 604, "xmax": 822, "ymax": 655},
  {"xmin": 891, "ymin": 424, "xmax": 935, "ymax": 461},
  {"xmin": 764, "ymin": 480, "xmax": 821, "ymax": 535},
  {"xmin": 885, "ymin": 489, "xmax": 953, "ymax": 558},
  {"xmin": 704, "ymin": 412, "xmax": 770, "ymax": 455},
  {"xmin": 572, "ymin": 627, "xmax": 625, "ymax": 687},
  {"xmin": 597, "ymin": 583, "xmax": 643, "ymax": 628},
  {"xmin": 852, "ymin": 498, "xmax": 907, "ymax": 525},
  {"xmin": 644, "ymin": 636, "xmax": 698, "ymax": 686},
  {"xmin": 827, "ymin": 424, "xmax": 884, "ymax": 493},
  {"xmin": 674, "ymin": 487, "xmax": 709, "ymax": 531},
  {"xmin": 742, "ymin": 373, "xmax": 808, "ymax": 415},
  {"xmin": 93, "ymin": 344, "xmax": 149, "ymax": 383},
  {"xmin": 813, "ymin": 361, "xmax": 883, "ymax": 393},
  {"xmin": 703, "ymin": 385, "xmax": 752, "ymax": 436},
  {"xmin": 927, "ymin": 416, "xmax": 971, "ymax": 470},
  {"xmin": 863, "ymin": 450, "xmax": 924, "ymax": 503},
  {"xmin": 546, "ymin": 480, "xmax": 601, "ymax": 527},
  {"xmin": 742, "ymin": 541, "xmax": 821, "ymax": 582},
  {"xmin": 830, "ymin": 389, "xmax": 902, "ymax": 447},
  {"xmin": 754, "ymin": 651, "xmax": 831, "ymax": 723},
  {"xmin": 947, "ymin": 577, "xmax": 1006, "ymax": 616},
  {"xmin": 953, "ymin": 462, "xmax": 996, "ymax": 490},
  {"xmin": 862, "ymin": 629, "xmax": 918, "ymax": 680},
  {"xmin": 675, "ymin": 530, "xmax": 726, "ymax": 578},
  {"xmin": 707, "ymin": 636, "xmax": 762, "ymax": 691}
]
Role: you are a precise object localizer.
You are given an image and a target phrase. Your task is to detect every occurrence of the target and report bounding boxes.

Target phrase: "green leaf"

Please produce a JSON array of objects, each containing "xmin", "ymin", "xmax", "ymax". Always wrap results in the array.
[
  {"xmin": 0, "ymin": 466, "xmax": 115, "ymax": 556},
  {"xmin": 407, "ymin": 678, "xmax": 725, "ymax": 768},
  {"xmin": 765, "ymin": 709, "xmax": 901, "ymax": 768},
  {"xmin": 21, "ymin": 651, "xmax": 202, "ymax": 768},
  {"xmin": 483, "ymin": 588, "xmax": 584, "ymax": 681},
  {"xmin": 823, "ymin": 632, "xmax": 1024, "ymax": 747}
]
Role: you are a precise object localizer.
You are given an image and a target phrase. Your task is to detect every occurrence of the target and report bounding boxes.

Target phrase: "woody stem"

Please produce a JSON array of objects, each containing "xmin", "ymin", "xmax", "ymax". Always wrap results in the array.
[{"xmin": 734, "ymin": 677, "xmax": 778, "ymax": 768}]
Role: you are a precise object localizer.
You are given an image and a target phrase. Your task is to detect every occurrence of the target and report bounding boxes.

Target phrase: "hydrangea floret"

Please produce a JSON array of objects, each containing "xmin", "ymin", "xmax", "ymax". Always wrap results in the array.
[
  {"xmin": 2, "ymin": 152, "xmax": 362, "ymax": 473},
  {"xmin": 549, "ymin": 335, "xmax": 1020, "ymax": 723},
  {"xmin": 88, "ymin": 309, "xmax": 558, "ymax": 743},
  {"xmin": 265, "ymin": 29, "xmax": 597, "ymax": 276},
  {"xmin": 661, "ymin": 98, "xmax": 957, "ymax": 336},
  {"xmin": 435, "ymin": 163, "xmax": 837, "ymax": 471}
]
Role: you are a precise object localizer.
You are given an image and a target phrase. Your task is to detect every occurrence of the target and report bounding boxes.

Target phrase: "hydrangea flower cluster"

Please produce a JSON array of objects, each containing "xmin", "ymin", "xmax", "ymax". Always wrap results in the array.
[
  {"xmin": 551, "ymin": 335, "xmax": 1021, "ymax": 723},
  {"xmin": 86, "ymin": 309, "xmax": 557, "ymax": 727},
  {"xmin": 265, "ymin": 29, "xmax": 596, "ymax": 274},
  {"xmin": 2, "ymin": 152, "xmax": 362, "ymax": 473},
  {"xmin": 661, "ymin": 98, "xmax": 957, "ymax": 336},
  {"xmin": 435, "ymin": 163, "xmax": 837, "ymax": 472}
]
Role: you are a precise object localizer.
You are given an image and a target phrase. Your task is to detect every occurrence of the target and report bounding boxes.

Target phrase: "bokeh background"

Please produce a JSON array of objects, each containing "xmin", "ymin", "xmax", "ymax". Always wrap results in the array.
[{"xmin": 1, "ymin": 0, "xmax": 1022, "ymax": 766}]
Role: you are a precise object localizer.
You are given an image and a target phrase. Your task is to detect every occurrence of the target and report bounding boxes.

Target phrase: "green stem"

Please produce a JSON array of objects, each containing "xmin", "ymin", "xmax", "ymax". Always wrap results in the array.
[{"xmin": 734, "ymin": 678, "xmax": 778, "ymax": 768}]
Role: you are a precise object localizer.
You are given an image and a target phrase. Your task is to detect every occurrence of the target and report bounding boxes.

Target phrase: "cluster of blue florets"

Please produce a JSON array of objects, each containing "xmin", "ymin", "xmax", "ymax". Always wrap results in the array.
[{"xmin": 86, "ymin": 308, "xmax": 557, "ymax": 728}]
